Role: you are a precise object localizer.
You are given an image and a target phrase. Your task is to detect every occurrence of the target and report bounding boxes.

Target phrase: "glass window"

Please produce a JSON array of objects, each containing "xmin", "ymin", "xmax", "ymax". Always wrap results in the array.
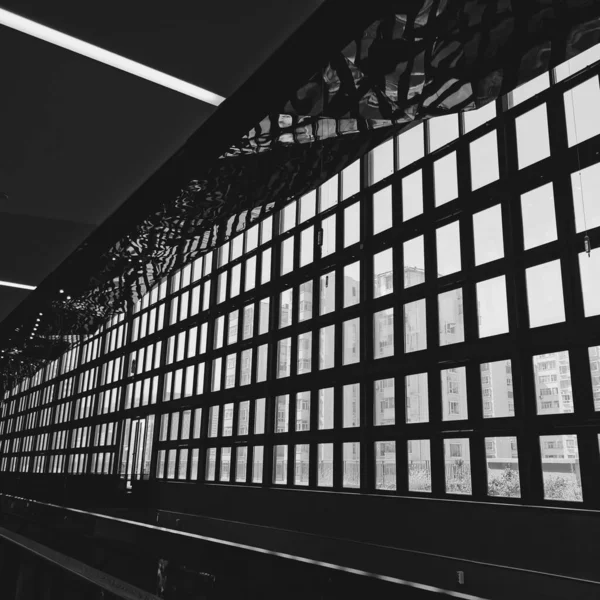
[
  {"xmin": 245, "ymin": 256, "xmax": 256, "ymax": 291},
  {"xmin": 406, "ymin": 372, "xmax": 429, "ymax": 423},
  {"xmin": 280, "ymin": 201, "xmax": 297, "ymax": 234},
  {"xmin": 507, "ymin": 72, "xmax": 549, "ymax": 107},
  {"xmin": 205, "ymin": 448, "xmax": 216, "ymax": 481},
  {"xmin": 297, "ymin": 332, "xmax": 312, "ymax": 375},
  {"xmin": 261, "ymin": 216, "xmax": 273, "ymax": 245},
  {"xmin": 281, "ymin": 237, "xmax": 294, "ymax": 275},
  {"xmin": 208, "ymin": 406, "xmax": 219, "ymax": 438},
  {"xmin": 275, "ymin": 395, "xmax": 289, "ymax": 433},
  {"xmin": 218, "ymin": 243, "xmax": 230, "ymax": 268},
  {"xmin": 343, "ymin": 442, "xmax": 360, "ymax": 489},
  {"xmin": 397, "ymin": 123, "xmax": 424, "ymax": 170},
  {"xmin": 230, "ymin": 264, "xmax": 241, "ymax": 298},
  {"xmin": 555, "ymin": 45, "xmax": 600, "ymax": 81},
  {"xmin": 295, "ymin": 391, "xmax": 311, "ymax": 431},
  {"xmin": 441, "ymin": 367, "xmax": 468, "ymax": 421},
  {"xmin": 516, "ymin": 104, "xmax": 551, "ymax": 169},
  {"xmin": 343, "ymin": 262, "xmax": 360, "ymax": 308},
  {"xmin": 402, "ymin": 170, "xmax": 423, "ymax": 221},
  {"xmin": 374, "ymin": 308, "xmax": 394, "ymax": 359},
  {"xmin": 319, "ymin": 175, "xmax": 338, "ymax": 212},
  {"xmin": 434, "ymin": 153, "xmax": 458, "ymax": 206},
  {"xmin": 273, "ymin": 445, "xmax": 287, "ymax": 485},
  {"xmin": 444, "ymin": 438, "xmax": 472, "ymax": 495},
  {"xmin": 373, "ymin": 186, "xmax": 393, "ymax": 235},
  {"xmin": 533, "ymin": 351, "xmax": 573, "ymax": 415},
  {"xmin": 261, "ymin": 248, "xmax": 271, "ymax": 284},
  {"xmin": 428, "ymin": 114, "xmax": 459, "ymax": 151},
  {"xmin": 235, "ymin": 447, "xmax": 247, "ymax": 483},
  {"xmin": 369, "ymin": 138, "xmax": 394, "ymax": 185},
  {"xmin": 252, "ymin": 446, "xmax": 264, "ymax": 483},
  {"xmin": 373, "ymin": 249, "xmax": 394, "ymax": 298},
  {"xmin": 227, "ymin": 310, "xmax": 239, "ymax": 345},
  {"xmin": 343, "ymin": 383, "xmax": 360, "ymax": 427},
  {"xmin": 540, "ymin": 435, "xmax": 582, "ymax": 502},
  {"xmin": 342, "ymin": 160, "xmax": 361, "ymax": 200},
  {"xmin": 217, "ymin": 272, "xmax": 228, "ymax": 304},
  {"xmin": 375, "ymin": 441, "xmax": 396, "ymax": 491},
  {"xmin": 294, "ymin": 444, "xmax": 309, "ymax": 486},
  {"xmin": 222, "ymin": 402, "xmax": 234, "ymax": 436},
  {"xmin": 564, "ymin": 77, "xmax": 600, "ymax": 147},
  {"xmin": 320, "ymin": 271, "xmax": 335, "ymax": 315},
  {"xmin": 256, "ymin": 345, "xmax": 268, "ymax": 383},
  {"xmin": 526, "ymin": 261, "xmax": 566, "ymax": 327},
  {"xmin": 477, "ymin": 276, "xmax": 509, "ymax": 338},
  {"xmin": 318, "ymin": 388, "xmax": 334, "ymax": 430},
  {"xmin": 277, "ymin": 338, "xmax": 291, "ymax": 378},
  {"xmin": 403, "ymin": 236, "xmax": 425, "ymax": 288},
  {"xmin": 318, "ymin": 443, "xmax": 333, "ymax": 487},
  {"xmin": 486, "ymin": 437, "xmax": 520, "ymax": 498},
  {"xmin": 580, "ymin": 248, "xmax": 600, "ymax": 317},
  {"xmin": 470, "ymin": 131, "xmax": 499, "ymax": 190},
  {"xmin": 259, "ymin": 298, "xmax": 270, "ymax": 334},
  {"xmin": 300, "ymin": 190, "xmax": 316, "ymax": 223},
  {"xmin": 408, "ymin": 440, "xmax": 431, "ymax": 492},
  {"xmin": 374, "ymin": 378, "xmax": 394, "ymax": 426},
  {"xmin": 521, "ymin": 183, "xmax": 557, "ymax": 249},
  {"xmin": 481, "ymin": 360, "xmax": 515, "ymax": 418},
  {"xmin": 319, "ymin": 326, "xmax": 335, "ymax": 370},
  {"xmin": 321, "ymin": 215, "xmax": 336, "ymax": 257},
  {"xmin": 439, "ymin": 288, "xmax": 465, "ymax": 346},
  {"xmin": 255, "ymin": 398, "xmax": 266, "ymax": 434},
  {"xmin": 300, "ymin": 226, "xmax": 314, "ymax": 267},
  {"xmin": 436, "ymin": 221, "xmax": 461, "ymax": 276},
  {"xmin": 243, "ymin": 304, "xmax": 254, "ymax": 340},
  {"xmin": 344, "ymin": 203, "xmax": 360, "ymax": 247},
  {"xmin": 279, "ymin": 289, "xmax": 293, "ymax": 329},
  {"xmin": 572, "ymin": 162, "xmax": 600, "ymax": 233},
  {"xmin": 214, "ymin": 316, "xmax": 224, "ymax": 350},
  {"xmin": 181, "ymin": 410, "xmax": 191, "ymax": 440},
  {"xmin": 231, "ymin": 235, "xmax": 243, "ymax": 260},
  {"xmin": 404, "ymin": 299, "xmax": 427, "ymax": 353},
  {"xmin": 246, "ymin": 224, "xmax": 259, "ymax": 252},
  {"xmin": 299, "ymin": 281, "xmax": 313, "ymax": 322},
  {"xmin": 343, "ymin": 318, "xmax": 360, "ymax": 365},
  {"xmin": 238, "ymin": 401, "xmax": 250, "ymax": 435},
  {"xmin": 463, "ymin": 101, "xmax": 496, "ymax": 133},
  {"xmin": 240, "ymin": 349, "xmax": 252, "ymax": 385},
  {"xmin": 211, "ymin": 358, "xmax": 222, "ymax": 392}
]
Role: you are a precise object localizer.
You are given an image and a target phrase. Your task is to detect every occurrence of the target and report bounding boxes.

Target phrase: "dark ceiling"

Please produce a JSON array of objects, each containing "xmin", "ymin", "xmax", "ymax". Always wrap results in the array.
[{"xmin": 0, "ymin": 0, "xmax": 323, "ymax": 322}]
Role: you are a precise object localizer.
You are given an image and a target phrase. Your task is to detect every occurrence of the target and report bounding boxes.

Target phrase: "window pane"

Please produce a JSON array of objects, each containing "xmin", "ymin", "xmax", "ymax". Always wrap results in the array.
[
  {"xmin": 217, "ymin": 272, "xmax": 228, "ymax": 304},
  {"xmin": 246, "ymin": 224, "xmax": 259, "ymax": 252},
  {"xmin": 321, "ymin": 215, "xmax": 336, "ymax": 257},
  {"xmin": 299, "ymin": 281, "xmax": 313, "ymax": 322},
  {"xmin": 206, "ymin": 448, "xmax": 216, "ymax": 481},
  {"xmin": 281, "ymin": 237, "xmax": 294, "ymax": 275},
  {"xmin": 236, "ymin": 447, "xmax": 247, "ymax": 482},
  {"xmin": 564, "ymin": 77, "xmax": 600, "ymax": 147},
  {"xmin": 261, "ymin": 248, "xmax": 271, "ymax": 284},
  {"xmin": 252, "ymin": 446, "xmax": 264, "ymax": 483},
  {"xmin": 319, "ymin": 325, "xmax": 335, "ymax": 370},
  {"xmin": 344, "ymin": 203, "xmax": 360, "ymax": 247},
  {"xmin": 318, "ymin": 443, "xmax": 333, "ymax": 487},
  {"xmin": 486, "ymin": 437, "xmax": 520, "ymax": 498},
  {"xmin": 373, "ymin": 186, "xmax": 393, "ymax": 235},
  {"xmin": 343, "ymin": 383, "xmax": 360, "ymax": 428},
  {"xmin": 403, "ymin": 236, "xmax": 425, "ymax": 287},
  {"xmin": 259, "ymin": 298, "xmax": 270, "ymax": 334},
  {"xmin": 521, "ymin": 183, "xmax": 557, "ymax": 249},
  {"xmin": 434, "ymin": 153, "xmax": 458, "ymax": 206},
  {"xmin": 245, "ymin": 256, "xmax": 256, "ymax": 292},
  {"xmin": 279, "ymin": 289, "xmax": 293, "ymax": 329},
  {"xmin": 296, "ymin": 391, "xmax": 310, "ymax": 431},
  {"xmin": 256, "ymin": 345, "xmax": 268, "ymax": 382},
  {"xmin": 374, "ymin": 308, "xmax": 394, "ymax": 359},
  {"xmin": 444, "ymin": 438, "xmax": 472, "ymax": 494},
  {"xmin": 439, "ymin": 288, "xmax": 465, "ymax": 346},
  {"xmin": 508, "ymin": 72, "xmax": 549, "ymax": 107},
  {"xmin": 273, "ymin": 445, "xmax": 288, "ymax": 485},
  {"xmin": 227, "ymin": 310, "xmax": 238, "ymax": 345},
  {"xmin": 238, "ymin": 401, "xmax": 250, "ymax": 435},
  {"xmin": 211, "ymin": 358, "xmax": 222, "ymax": 392},
  {"xmin": 319, "ymin": 176, "xmax": 338, "ymax": 212},
  {"xmin": 373, "ymin": 249, "xmax": 394, "ymax": 298},
  {"xmin": 375, "ymin": 441, "xmax": 396, "ymax": 491},
  {"xmin": 343, "ymin": 442, "xmax": 360, "ymax": 489},
  {"xmin": 429, "ymin": 114, "xmax": 459, "ymax": 151},
  {"xmin": 343, "ymin": 318, "xmax": 360, "ymax": 365},
  {"xmin": 516, "ymin": 105, "xmax": 551, "ymax": 169},
  {"xmin": 318, "ymin": 388, "xmax": 334, "ymax": 430},
  {"xmin": 402, "ymin": 170, "xmax": 423, "ymax": 221},
  {"xmin": 404, "ymin": 299, "xmax": 427, "ymax": 353},
  {"xmin": 436, "ymin": 221, "xmax": 461, "ymax": 276},
  {"xmin": 477, "ymin": 276, "xmax": 509, "ymax": 338},
  {"xmin": 243, "ymin": 304, "xmax": 254, "ymax": 340},
  {"xmin": 320, "ymin": 271, "xmax": 335, "ymax": 315},
  {"xmin": 342, "ymin": 160, "xmax": 360, "ymax": 200},
  {"xmin": 297, "ymin": 332, "xmax": 312, "ymax": 375},
  {"xmin": 540, "ymin": 435, "xmax": 582, "ymax": 502},
  {"xmin": 280, "ymin": 201, "xmax": 297, "ymax": 234},
  {"xmin": 571, "ymin": 162, "xmax": 600, "ymax": 233},
  {"xmin": 300, "ymin": 226, "xmax": 314, "ymax": 267},
  {"xmin": 255, "ymin": 398, "xmax": 266, "ymax": 434},
  {"xmin": 470, "ymin": 131, "xmax": 499, "ymax": 190},
  {"xmin": 408, "ymin": 440, "xmax": 431, "ymax": 492},
  {"xmin": 344, "ymin": 262, "xmax": 360, "ymax": 308},
  {"xmin": 463, "ymin": 101, "xmax": 496, "ymax": 133},
  {"xmin": 397, "ymin": 123, "xmax": 424, "ymax": 169},
  {"xmin": 369, "ymin": 138, "xmax": 394, "ymax": 185},
  {"xmin": 277, "ymin": 338, "xmax": 291, "ymax": 378},
  {"xmin": 481, "ymin": 360, "xmax": 515, "ymax": 418},
  {"xmin": 526, "ymin": 261, "xmax": 565, "ymax": 327},
  {"xmin": 534, "ymin": 351, "xmax": 573, "ymax": 415},
  {"xmin": 580, "ymin": 247, "xmax": 600, "ymax": 318},
  {"xmin": 261, "ymin": 216, "xmax": 272, "ymax": 245},
  {"xmin": 222, "ymin": 402, "xmax": 234, "ymax": 436},
  {"xmin": 208, "ymin": 406, "xmax": 219, "ymax": 437},
  {"xmin": 406, "ymin": 373, "xmax": 429, "ymax": 423},
  {"xmin": 555, "ymin": 45, "xmax": 600, "ymax": 81},
  {"xmin": 589, "ymin": 346, "xmax": 600, "ymax": 412},
  {"xmin": 442, "ymin": 367, "xmax": 468, "ymax": 421},
  {"xmin": 275, "ymin": 395, "xmax": 289, "ymax": 433},
  {"xmin": 374, "ymin": 378, "xmax": 395, "ymax": 426},
  {"xmin": 300, "ymin": 190, "xmax": 316, "ymax": 223},
  {"xmin": 294, "ymin": 445, "xmax": 309, "ymax": 486}
]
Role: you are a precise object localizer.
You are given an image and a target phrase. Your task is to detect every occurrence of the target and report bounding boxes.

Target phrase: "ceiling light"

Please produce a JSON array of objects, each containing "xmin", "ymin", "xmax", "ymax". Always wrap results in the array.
[
  {"xmin": 0, "ymin": 8, "xmax": 225, "ymax": 106},
  {"xmin": 0, "ymin": 279, "xmax": 36, "ymax": 291}
]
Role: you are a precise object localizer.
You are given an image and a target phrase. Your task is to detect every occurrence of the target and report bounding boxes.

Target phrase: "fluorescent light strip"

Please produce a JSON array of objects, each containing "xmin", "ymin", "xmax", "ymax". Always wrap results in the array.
[
  {"xmin": 0, "ymin": 279, "xmax": 36, "ymax": 291},
  {"xmin": 0, "ymin": 8, "xmax": 225, "ymax": 106}
]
